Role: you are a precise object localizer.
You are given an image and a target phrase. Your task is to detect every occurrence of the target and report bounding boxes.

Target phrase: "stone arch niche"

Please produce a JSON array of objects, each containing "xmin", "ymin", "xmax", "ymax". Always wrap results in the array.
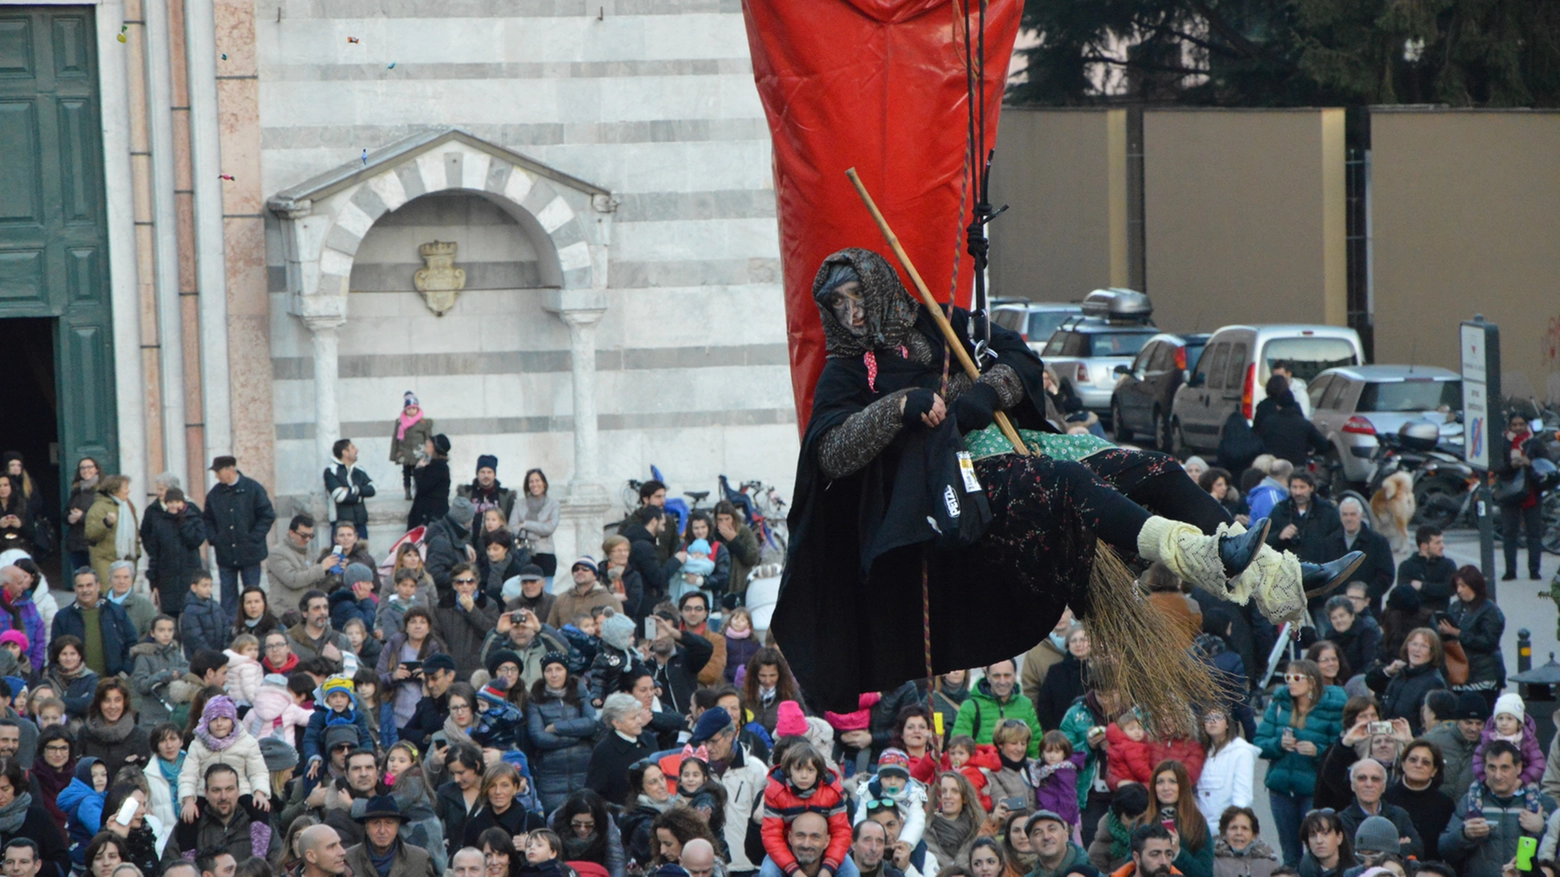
[{"xmin": 268, "ymin": 128, "xmax": 617, "ymax": 551}]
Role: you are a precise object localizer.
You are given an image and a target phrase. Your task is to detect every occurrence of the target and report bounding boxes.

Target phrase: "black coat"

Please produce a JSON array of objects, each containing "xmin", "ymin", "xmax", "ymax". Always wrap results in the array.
[
  {"xmin": 621, "ymin": 521, "xmax": 683, "ymax": 599},
  {"xmin": 1034, "ymin": 654, "xmax": 1088, "ymax": 732},
  {"xmin": 1365, "ymin": 660, "xmax": 1446, "ymax": 736},
  {"xmin": 203, "ymin": 473, "xmax": 276, "ymax": 568},
  {"xmin": 867, "ymin": 681, "xmax": 923, "ymax": 759},
  {"xmin": 437, "ymin": 780, "xmax": 481, "ymax": 857},
  {"xmin": 422, "ymin": 514, "xmax": 468, "ymax": 594},
  {"xmin": 1267, "ymin": 495, "xmax": 1343, "ymax": 566},
  {"xmin": 1322, "ymin": 524, "xmax": 1396, "ymax": 604},
  {"xmin": 324, "ymin": 462, "xmax": 376, "ymax": 528},
  {"xmin": 0, "ymin": 802, "xmax": 70, "ymax": 877},
  {"xmin": 139, "ymin": 500, "xmax": 206, "ymax": 612},
  {"xmin": 1395, "ymin": 553, "xmax": 1459, "ymax": 606},
  {"xmin": 64, "ymin": 484, "xmax": 97, "ymax": 554},
  {"xmin": 462, "ymin": 802, "xmax": 546, "ymax": 847},
  {"xmin": 408, "ymin": 459, "xmax": 451, "ymax": 530},
  {"xmin": 586, "ymin": 730, "xmax": 655, "ymax": 806},
  {"xmin": 1447, "ymin": 598, "xmax": 1506, "ymax": 690},
  {"xmin": 648, "ymin": 631, "xmax": 714, "ymax": 715},
  {"xmin": 1254, "ymin": 405, "xmax": 1330, "ymax": 467},
  {"xmin": 774, "ymin": 305, "xmax": 1061, "ymax": 711}
]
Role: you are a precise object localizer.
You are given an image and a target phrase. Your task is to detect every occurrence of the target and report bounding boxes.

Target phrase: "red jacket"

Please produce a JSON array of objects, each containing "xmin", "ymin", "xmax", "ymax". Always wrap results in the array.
[
  {"xmin": 1105, "ymin": 723, "xmax": 1155, "ymax": 789},
  {"xmin": 761, "ymin": 766, "xmax": 851, "ymax": 875},
  {"xmin": 940, "ymin": 744, "xmax": 1001, "ymax": 811},
  {"xmin": 1146, "ymin": 736, "xmax": 1205, "ymax": 786}
]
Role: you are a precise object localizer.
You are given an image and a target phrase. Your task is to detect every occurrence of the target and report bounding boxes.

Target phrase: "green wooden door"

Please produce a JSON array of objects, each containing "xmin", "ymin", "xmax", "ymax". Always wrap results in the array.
[{"xmin": 0, "ymin": 6, "xmax": 117, "ymax": 478}]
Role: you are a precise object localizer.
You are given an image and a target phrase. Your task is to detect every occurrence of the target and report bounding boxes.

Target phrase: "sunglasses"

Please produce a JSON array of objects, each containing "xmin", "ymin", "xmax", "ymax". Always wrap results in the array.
[
  {"xmin": 1284, "ymin": 673, "xmax": 1309, "ymax": 683},
  {"xmin": 453, "ymin": 577, "xmax": 477, "ymax": 584}
]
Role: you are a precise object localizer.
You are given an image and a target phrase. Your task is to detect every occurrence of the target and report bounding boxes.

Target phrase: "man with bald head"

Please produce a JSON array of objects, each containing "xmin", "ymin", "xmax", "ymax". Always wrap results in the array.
[
  {"xmin": 450, "ymin": 848, "xmax": 485, "ymax": 877},
  {"xmin": 299, "ymin": 825, "xmax": 348, "ymax": 877},
  {"xmin": 761, "ymin": 812, "xmax": 860, "ymax": 877},
  {"xmin": 681, "ymin": 839, "xmax": 718, "ymax": 877}
]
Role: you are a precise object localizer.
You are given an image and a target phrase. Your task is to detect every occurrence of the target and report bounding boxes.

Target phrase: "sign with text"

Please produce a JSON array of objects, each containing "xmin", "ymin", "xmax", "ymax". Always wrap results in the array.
[{"xmin": 1461, "ymin": 320, "xmax": 1501, "ymax": 470}]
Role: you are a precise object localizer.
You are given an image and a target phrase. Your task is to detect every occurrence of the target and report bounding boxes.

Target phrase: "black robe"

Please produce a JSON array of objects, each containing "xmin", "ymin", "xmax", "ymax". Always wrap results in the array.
[{"xmin": 773, "ymin": 306, "xmax": 1074, "ymax": 712}]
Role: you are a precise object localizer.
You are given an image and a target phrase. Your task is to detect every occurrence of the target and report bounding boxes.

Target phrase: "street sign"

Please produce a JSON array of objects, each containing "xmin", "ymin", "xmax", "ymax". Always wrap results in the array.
[
  {"xmin": 1461, "ymin": 317, "xmax": 1501, "ymax": 591},
  {"xmin": 1461, "ymin": 319, "xmax": 1501, "ymax": 470}
]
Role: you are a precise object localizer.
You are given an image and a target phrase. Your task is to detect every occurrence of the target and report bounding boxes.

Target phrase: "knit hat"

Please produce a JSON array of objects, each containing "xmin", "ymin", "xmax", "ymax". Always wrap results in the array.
[
  {"xmin": 260, "ymin": 737, "xmax": 299, "ymax": 772},
  {"xmin": 404, "ymin": 391, "xmax": 418, "ymax": 407},
  {"xmin": 432, "ymin": 434, "xmax": 451, "ymax": 455},
  {"xmin": 540, "ymin": 651, "xmax": 570, "ymax": 673},
  {"xmin": 344, "ymin": 563, "xmax": 374, "ymax": 588},
  {"xmin": 486, "ymin": 649, "xmax": 523, "ymax": 679},
  {"xmin": 1353, "ymin": 815, "xmax": 1400, "ymax": 854},
  {"xmin": 0, "ymin": 676, "xmax": 24, "ymax": 699},
  {"xmin": 775, "ymin": 700, "xmax": 808, "ymax": 738},
  {"xmin": 689, "ymin": 704, "xmax": 733, "ymax": 744},
  {"xmin": 519, "ymin": 565, "xmax": 545, "ymax": 581},
  {"xmin": 0, "ymin": 631, "xmax": 28, "ymax": 654},
  {"xmin": 600, "ymin": 610, "xmax": 637, "ymax": 651},
  {"xmin": 325, "ymin": 725, "xmax": 359, "ymax": 751},
  {"xmin": 1456, "ymin": 692, "xmax": 1492, "ymax": 722},
  {"xmin": 571, "ymin": 556, "xmax": 599, "ymax": 576},
  {"xmin": 423, "ymin": 654, "xmax": 457, "ymax": 675},
  {"xmin": 477, "ymin": 684, "xmax": 509, "ymax": 708},
  {"xmin": 1494, "ymin": 692, "xmax": 1526, "ymax": 723},
  {"xmin": 201, "ymin": 695, "xmax": 239, "ymax": 723},
  {"xmin": 688, "ymin": 539, "xmax": 711, "ymax": 555},
  {"xmin": 1385, "ymin": 584, "xmax": 1421, "ymax": 613},
  {"xmin": 322, "ymin": 675, "xmax": 356, "ymax": 709},
  {"xmin": 448, "ymin": 496, "xmax": 476, "ymax": 526},
  {"xmin": 876, "ymin": 748, "xmax": 911, "ymax": 779},
  {"xmin": 476, "ymin": 454, "xmax": 498, "ymax": 473}
]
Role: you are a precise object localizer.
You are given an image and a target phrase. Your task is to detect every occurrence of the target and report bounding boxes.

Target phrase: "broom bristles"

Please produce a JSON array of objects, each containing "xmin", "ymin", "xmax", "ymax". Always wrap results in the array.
[{"xmin": 1081, "ymin": 539, "xmax": 1222, "ymax": 739}]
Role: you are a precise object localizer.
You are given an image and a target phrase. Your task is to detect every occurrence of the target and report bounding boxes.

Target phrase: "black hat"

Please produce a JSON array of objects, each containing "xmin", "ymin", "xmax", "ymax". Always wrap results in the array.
[
  {"xmin": 486, "ymin": 649, "xmax": 523, "ymax": 678},
  {"xmin": 1456, "ymin": 692, "xmax": 1492, "ymax": 722},
  {"xmin": 519, "ymin": 564, "xmax": 545, "ymax": 581},
  {"xmin": 432, "ymin": 434, "xmax": 452, "ymax": 455},
  {"xmin": 540, "ymin": 651, "xmax": 570, "ymax": 673},
  {"xmin": 209, "ymin": 455, "xmax": 237, "ymax": 472},
  {"xmin": 423, "ymin": 653, "xmax": 457, "ymax": 675},
  {"xmin": 356, "ymin": 794, "xmax": 409, "ymax": 823}
]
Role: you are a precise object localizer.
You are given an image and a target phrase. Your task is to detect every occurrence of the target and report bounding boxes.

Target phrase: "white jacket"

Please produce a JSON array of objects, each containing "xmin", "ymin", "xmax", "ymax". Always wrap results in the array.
[
  {"xmin": 144, "ymin": 757, "xmax": 179, "ymax": 829},
  {"xmin": 1196, "ymin": 737, "xmax": 1258, "ymax": 827},
  {"xmin": 177, "ymin": 725, "xmax": 270, "ymax": 802},
  {"xmin": 719, "ymin": 744, "xmax": 771, "ymax": 872},
  {"xmin": 853, "ymin": 777, "xmax": 928, "ymax": 847},
  {"xmin": 222, "ymin": 650, "xmax": 264, "ymax": 705}
]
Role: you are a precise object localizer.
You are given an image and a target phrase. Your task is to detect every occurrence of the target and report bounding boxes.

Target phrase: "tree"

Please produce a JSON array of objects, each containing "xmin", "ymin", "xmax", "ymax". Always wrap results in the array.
[{"xmin": 1008, "ymin": 0, "xmax": 1560, "ymax": 107}]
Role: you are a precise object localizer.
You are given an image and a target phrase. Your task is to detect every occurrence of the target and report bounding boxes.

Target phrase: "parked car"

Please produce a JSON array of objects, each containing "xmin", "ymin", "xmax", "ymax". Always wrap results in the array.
[
  {"xmin": 1040, "ymin": 289, "xmax": 1157, "ymax": 420},
  {"xmin": 1170, "ymin": 324, "xmax": 1364, "ymax": 456},
  {"xmin": 992, "ymin": 302, "xmax": 1085, "ymax": 351},
  {"xmin": 1109, "ymin": 333, "xmax": 1211, "ymax": 450},
  {"xmin": 1308, "ymin": 365, "xmax": 1463, "ymax": 489}
]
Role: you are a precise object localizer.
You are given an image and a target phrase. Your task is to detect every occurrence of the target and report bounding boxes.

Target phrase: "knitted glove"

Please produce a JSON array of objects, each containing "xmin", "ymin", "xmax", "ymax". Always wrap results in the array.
[
  {"xmin": 901, "ymin": 389, "xmax": 937, "ymax": 425},
  {"xmin": 952, "ymin": 383, "xmax": 1000, "ymax": 433}
]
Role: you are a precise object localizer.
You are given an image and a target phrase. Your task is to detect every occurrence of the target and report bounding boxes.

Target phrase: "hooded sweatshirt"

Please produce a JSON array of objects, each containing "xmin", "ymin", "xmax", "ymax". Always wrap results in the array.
[
  {"xmin": 245, "ymin": 682, "xmax": 312, "ymax": 750},
  {"xmin": 58, "ymin": 757, "xmax": 105, "ymax": 865}
]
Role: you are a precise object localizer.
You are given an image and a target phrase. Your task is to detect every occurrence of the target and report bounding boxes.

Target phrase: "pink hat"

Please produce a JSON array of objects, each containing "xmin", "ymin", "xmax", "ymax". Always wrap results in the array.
[
  {"xmin": 0, "ymin": 631, "xmax": 28, "ymax": 654},
  {"xmin": 775, "ymin": 700, "xmax": 808, "ymax": 737}
]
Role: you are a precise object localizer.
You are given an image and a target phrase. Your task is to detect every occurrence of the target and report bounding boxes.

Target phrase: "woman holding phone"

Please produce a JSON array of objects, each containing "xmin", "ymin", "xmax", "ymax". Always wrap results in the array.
[
  {"xmin": 1254, "ymin": 659, "xmax": 1346, "ymax": 867},
  {"xmin": 378, "ymin": 606, "xmax": 447, "ymax": 738}
]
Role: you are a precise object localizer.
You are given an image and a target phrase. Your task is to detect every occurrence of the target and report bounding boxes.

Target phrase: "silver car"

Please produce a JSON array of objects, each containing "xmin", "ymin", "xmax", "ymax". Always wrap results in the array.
[
  {"xmin": 1040, "ymin": 319, "xmax": 1160, "ymax": 417},
  {"xmin": 1308, "ymin": 365, "xmax": 1463, "ymax": 487},
  {"xmin": 991, "ymin": 302, "xmax": 1084, "ymax": 352}
]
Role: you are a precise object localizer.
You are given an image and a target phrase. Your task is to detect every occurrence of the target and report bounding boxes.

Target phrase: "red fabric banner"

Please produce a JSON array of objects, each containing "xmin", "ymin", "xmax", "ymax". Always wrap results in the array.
[{"xmin": 742, "ymin": 0, "xmax": 1022, "ymax": 430}]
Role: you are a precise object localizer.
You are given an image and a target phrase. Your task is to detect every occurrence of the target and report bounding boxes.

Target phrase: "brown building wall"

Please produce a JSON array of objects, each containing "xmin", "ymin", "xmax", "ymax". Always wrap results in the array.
[
  {"xmin": 1142, "ymin": 108, "xmax": 1347, "ymax": 335},
  {"xmin": 1370, "ymin": 109, "xmax": 1560, "ymax": 403},
  {"xmin": 989, "ymin": 108, "xmax": 1128, "ymax": 302}
]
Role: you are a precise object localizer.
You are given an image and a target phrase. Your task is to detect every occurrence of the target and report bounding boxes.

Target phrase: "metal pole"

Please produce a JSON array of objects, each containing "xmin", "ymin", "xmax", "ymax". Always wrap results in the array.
[{"xmin": 1519, "ymin": 628, "xmax": 1532, "ymax": 674}]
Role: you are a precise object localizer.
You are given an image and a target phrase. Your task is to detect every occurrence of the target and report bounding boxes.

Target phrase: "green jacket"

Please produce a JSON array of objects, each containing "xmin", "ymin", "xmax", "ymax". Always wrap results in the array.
[
  {"xmin": 1060, "ymin": 697, "xmax": 1107, "ymax": 810},
  {"xmin": 1026, "ymin": 842, "xmax": 1089, "ymax": 877},
  {"xmin": 951, "ymin": 678, "xmax": 1042, "ymax": 758},
  {"xmin": 1254, "ymin": 684, "xmax": 1347, "ymax": 797}
]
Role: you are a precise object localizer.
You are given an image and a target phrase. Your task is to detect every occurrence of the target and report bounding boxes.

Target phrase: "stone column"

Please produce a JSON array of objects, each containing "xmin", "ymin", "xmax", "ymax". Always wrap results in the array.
[
  {"xmin": 298, "ymin": 295, "xmax": 348, "ymax": 494},
  {"xmin": 545, "ymin": 289, "xmax": 611, "ymax": 568}
]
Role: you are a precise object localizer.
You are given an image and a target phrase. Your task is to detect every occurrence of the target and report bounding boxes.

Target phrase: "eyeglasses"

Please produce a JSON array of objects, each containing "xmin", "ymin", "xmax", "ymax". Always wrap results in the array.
[
  {"xmin": 1403, "ymin": 755, "xmax": 1435, "ymax": 766},
  {"xmin": 451, "ymin": 703, "xmax": 472, "ymax": 712},
  {"xmin": 43, "ymin": 744, "xmax": 69, "ymax": 753},
  {"xmin": 266, "ymin": 642, "xmax": 290, "ymax": 651}
]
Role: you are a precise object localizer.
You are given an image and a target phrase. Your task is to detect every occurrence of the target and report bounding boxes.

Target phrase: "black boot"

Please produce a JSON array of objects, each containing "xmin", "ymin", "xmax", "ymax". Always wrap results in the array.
[
  {"xmin": 1301, "ymin": 551, "xmax": 1365, "ymax": 599},
  {"xmin": 1503, "ymin": 570, "xmax": 1518, "ymax": 581},
  {"xmin": 1219, "ymin": 518, "xmax": 1270, "ymax": 579}
]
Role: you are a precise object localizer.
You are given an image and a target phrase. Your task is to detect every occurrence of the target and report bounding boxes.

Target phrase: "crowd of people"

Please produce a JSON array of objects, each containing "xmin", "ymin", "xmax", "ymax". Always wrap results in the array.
[{"xmin": 0, "ymin": 379, "xmax": 1552, "ymax": 877}]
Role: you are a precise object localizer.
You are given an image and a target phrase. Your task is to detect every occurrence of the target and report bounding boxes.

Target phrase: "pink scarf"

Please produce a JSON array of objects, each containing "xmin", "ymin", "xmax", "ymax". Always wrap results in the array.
[{"xmin": 396, "ymin": 406, "xmax": 423, "ymax": 441}]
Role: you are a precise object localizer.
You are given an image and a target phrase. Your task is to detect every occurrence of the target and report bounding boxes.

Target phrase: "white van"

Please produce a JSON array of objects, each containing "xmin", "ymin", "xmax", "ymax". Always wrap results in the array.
[{"xmin": 1169, "ymin": 324, "xmax": 1364, "ymax": 456}]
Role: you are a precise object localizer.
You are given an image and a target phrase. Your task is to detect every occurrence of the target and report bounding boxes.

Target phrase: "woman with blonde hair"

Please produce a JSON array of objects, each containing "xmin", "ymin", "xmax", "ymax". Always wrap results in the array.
[
  {"xmin": 926, "ymin": 770, "xmax": 988, "ymax": 867},
  {"xmin": 599, "ymin": 534, "xmax": 644, "ymax": 619},
  {"xmin": 85, "ymin": 474, "xmax": 139, "ymax": 590}
]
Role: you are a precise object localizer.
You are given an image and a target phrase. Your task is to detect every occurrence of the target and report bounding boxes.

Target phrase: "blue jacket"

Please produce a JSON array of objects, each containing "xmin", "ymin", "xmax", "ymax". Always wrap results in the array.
[
  {"xmin": 1255, "ymin": 684, "xmax": 1347, "ymax": 797},
  {"xmin": 300, "ymin": 701, "xmax": 374, "ymax": 767},
  {"xmin": 180, "ymin": 593, "xmax": 230, "ymax": 658},
  {"xmin": 0, "ymin": 594, "xmax": 46, "ymax": 673},
  {"xmin": 51, "ymin": 599, "xmax": 137, "ymax": 677},
  {"xmin": 58, "ymin": 758, "xmax": 105, "ymax": 866},
  {"xmin": 329, "ymin": 588, "xmax": 377, "ymax": 632}
]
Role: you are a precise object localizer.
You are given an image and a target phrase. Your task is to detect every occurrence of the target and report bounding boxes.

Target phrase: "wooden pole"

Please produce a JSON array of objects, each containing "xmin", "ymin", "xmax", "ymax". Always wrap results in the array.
[{"xmin": 845, "ymin": 167, "xmax": 1028, "ymax": 456}]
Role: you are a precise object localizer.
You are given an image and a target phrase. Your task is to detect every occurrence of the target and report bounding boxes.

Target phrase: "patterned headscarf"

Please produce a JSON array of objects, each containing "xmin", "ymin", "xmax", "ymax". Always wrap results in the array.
[{"xmin": 811, "ymin": 248, "xmax": 920, "ymax": 360}]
